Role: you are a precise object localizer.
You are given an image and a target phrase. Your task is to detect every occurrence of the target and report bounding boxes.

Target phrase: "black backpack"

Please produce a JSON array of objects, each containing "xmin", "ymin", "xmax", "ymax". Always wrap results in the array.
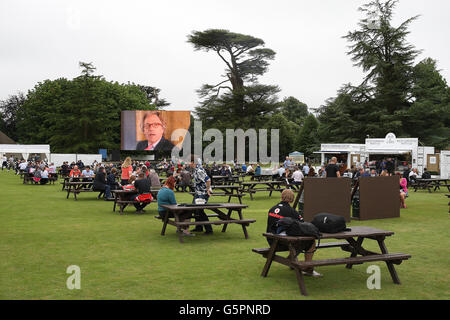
[
  {"xmin": 311, "ymin": 213, "xmax": 351, "ymax": 234},
  {"xmin": 276, "ymin": 217, "xmax": 321, "ymax": 239}
]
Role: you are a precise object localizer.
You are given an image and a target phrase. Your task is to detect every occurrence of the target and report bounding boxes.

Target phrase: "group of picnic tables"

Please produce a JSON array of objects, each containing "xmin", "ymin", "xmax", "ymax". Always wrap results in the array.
[
  {"xmin": 48, "ymin": 171, "xmax": 415, "ymax": 296},
  {"xmin": 410, "ymin": 178, "xmax": 449, "ymax": 193}
]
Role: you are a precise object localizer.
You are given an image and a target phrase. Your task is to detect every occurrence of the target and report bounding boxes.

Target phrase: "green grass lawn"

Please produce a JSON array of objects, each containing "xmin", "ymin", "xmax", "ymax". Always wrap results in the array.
[{"xmin": 1, "ymin": 170, "xmax": 449, "ymax": 300}]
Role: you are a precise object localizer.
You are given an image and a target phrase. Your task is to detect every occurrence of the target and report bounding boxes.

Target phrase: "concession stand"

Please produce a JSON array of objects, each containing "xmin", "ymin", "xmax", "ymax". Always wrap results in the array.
[{"xmin": 315, "ymin": 133, "xmax": 436, "ymax": 175}]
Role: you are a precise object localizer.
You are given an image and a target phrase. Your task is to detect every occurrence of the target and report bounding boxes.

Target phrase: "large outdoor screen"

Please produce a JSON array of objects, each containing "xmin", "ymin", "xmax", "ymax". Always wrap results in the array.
[{"xmin": 121, "ymin": 110, "xmax": 191, "ymax": 151}]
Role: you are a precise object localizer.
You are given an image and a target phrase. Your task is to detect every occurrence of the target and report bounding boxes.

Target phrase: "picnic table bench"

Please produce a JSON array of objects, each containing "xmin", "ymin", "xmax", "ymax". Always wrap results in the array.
[
  {"xmin": 253, "ymin": 226, "xmax": 411, "ymax": 296},
  {"xmin": 240, "ymin": 181, "xmax": 288, "ymax": 200},
  {"xmin": 111, "ymin": 188, "xmax": 160, "ymax": 214},
  {"xmin": 158, "ymin": 203, "xmax": 255, "ymax": 243}
]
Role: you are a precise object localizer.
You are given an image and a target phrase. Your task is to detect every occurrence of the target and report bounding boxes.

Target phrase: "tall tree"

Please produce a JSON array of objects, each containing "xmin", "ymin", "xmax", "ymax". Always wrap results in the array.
[
  {"xmin": 136, "ymin": 85, "xmax": 170, "ymax": 108},
  {"xmin": 399, "ymin": 58, "xmax": 450, "ymax": 149},
  {"xmin": 344, "ymin": 0, "xmax": 421, "ymax": 124},
  {"xmin": 188, "ymin": 29, "xmax": 276, "ymax": 96},
  {"xmin": 296, "ymin": 113, "xmax": 320, "ymax": 158},
  {"xmin": 16, "ymin": 62, "xmax": 154, "ymax": 153},
  {"xmin": 318, "ymin": 0, "xmax": 423, "ymax": 142},
  {"xmin": 0, "ymin": 92, "xmax": 25, "ymax": 141},
  {"xmin": 188, "ymin": 29, "xmax": 280, "ymax": 130},
  {"xmin": 279, "ymin": 96, "xmax": 309, "ymax": 126}
]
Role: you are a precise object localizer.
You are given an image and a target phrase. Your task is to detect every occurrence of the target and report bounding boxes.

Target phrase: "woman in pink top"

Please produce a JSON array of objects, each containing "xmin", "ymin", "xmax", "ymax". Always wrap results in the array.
[
  {"xmin": 121, "ymin": 157, "xmax": 133, "ymax": 185},
  {"xmin": 399, "ymin": 176, "xmax": 408, "ymax": 209}
]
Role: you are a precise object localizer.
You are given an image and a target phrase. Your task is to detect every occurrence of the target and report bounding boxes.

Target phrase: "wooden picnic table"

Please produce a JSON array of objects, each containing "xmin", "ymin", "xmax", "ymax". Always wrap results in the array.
[
  {"xmin": 211, "ymin": 175, "xmax": 242, "ymax": 185},
  {"xmin": 158, "ymin": 203, "xmax": 255, "ymax": 243},
  {"xmin": 253, "ymin": 226, "xmax": 411, "ymax": 296},
  {"xmin": 66, "ymin": 181, "xmax": 96, "ymax": 200},
  {"xmin": 412, "ymin": 178, "xmax": 449, "ymax": 193},
  {"xmin": 111, "ymin": 188, "xmax": 160, "ymax": 214},
  {"xmin": 189, "ymin": 185, "xmax": 246, "ymax": 204},
  {"xmin": 240, "ymin": 180, "xmax": 288, "ymax": 200},
  {"xmin": 252, "ymin": 174, "xmax": 273, "ymax": 181}
]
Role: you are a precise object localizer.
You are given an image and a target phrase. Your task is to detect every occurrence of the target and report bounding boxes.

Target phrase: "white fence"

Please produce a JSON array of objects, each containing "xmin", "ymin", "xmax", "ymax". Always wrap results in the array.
[{"xmin": 49, "ymin": 154, "xmax": 102, "ymax": 167}]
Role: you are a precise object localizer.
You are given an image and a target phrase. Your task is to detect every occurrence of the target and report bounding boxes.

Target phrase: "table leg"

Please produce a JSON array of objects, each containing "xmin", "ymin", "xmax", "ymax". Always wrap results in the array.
[
  {"xmin": 113, "ymin": 194, "xmax": 117, "ymax": 212},
  {"xmin": 261, "ymin": 239, "xmax": 278, "ymax": 277},
  {"xmin": 288, "ymin": 242, "xmax": 308, "ymax": 296},
  {"xmin": 238, "ymin": 209, "xmax": 249, "ymax": 239},
  {"xmin": 161, "ymin": 211, "xmax": 170, "ymax": 236},
  {"xmin": 345, "ymin": 237, "xmax": 364, "ymax": 269},
  {"xmin": 174, "ymin": 212, "xmax": 184, "ymax": 243},
  {"xmin": 66, "ymin": 184, "xmax": 72, "ymax": 199},
  {"xmin": 377, "ymin": 236, "xmax": 401, "ymax": 284},
  {"xmin": 220, "ymin": 208, "xmax": 232, "ymax": 233}
]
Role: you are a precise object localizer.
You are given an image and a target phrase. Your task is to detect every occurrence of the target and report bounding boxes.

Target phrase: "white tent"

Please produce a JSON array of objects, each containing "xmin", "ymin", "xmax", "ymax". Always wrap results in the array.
[{"xmin": 0, "ymin": 144, "xmax": 50, "ymax": 161}]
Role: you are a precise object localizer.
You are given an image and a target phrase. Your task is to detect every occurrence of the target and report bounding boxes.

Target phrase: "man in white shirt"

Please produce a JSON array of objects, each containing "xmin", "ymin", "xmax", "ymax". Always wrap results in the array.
[
  {"xmin": 409, "ymin": 168, "xmax": 418, "ymax": 182},
  {"xmin": 277, "ymin": 166, "xmax": 285, "ymax": 179},
  {"xmin": 292, "ymin": 167, "xmax": 304, "ymax": 185},
  {"xmin": 19, "ymin": 160, "xmax": 28, "ymax": 171},
  {"xmin": 82, "ymin": 166, "xmax": 95, "ymax": 181}
]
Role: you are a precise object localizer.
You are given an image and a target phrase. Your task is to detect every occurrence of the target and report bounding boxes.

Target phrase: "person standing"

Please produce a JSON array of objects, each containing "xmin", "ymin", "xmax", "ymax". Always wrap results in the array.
[
  {"xmin": 190, "ymin": 162, "xmax": 213, "ymax": 234},
  {"xmin": 121, "ymin": 157, "xmax": 133, "ymax": 185},
  {"xmin": 325, "ymin": 157, "xmax": 341, "ymax": 178}
]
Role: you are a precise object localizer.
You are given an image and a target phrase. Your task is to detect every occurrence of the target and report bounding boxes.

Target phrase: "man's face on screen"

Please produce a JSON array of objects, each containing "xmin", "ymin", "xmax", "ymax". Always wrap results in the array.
[{"xmin": 143, "ymin": 114, "xmax": 164, "ymax": 144}]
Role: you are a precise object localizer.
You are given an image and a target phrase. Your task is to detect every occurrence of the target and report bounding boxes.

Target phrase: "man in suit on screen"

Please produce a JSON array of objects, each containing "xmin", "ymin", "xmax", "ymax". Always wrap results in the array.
[{"xmin": 135, "ymin": 111, "xmax": 176, "ymax": 151}]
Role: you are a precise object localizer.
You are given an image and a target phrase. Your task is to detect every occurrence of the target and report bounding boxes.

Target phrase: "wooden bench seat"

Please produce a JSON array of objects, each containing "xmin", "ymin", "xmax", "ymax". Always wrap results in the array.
[
  {"xmin": 252, "ymin": 242, "xmax": 350, "ymax": 255},
  {"xmin": 174, "ymin": 219, "xmax": 255, "ymax": 227},
  {"xmin": 114, "ymin": 199, "xmax": 156, "ymax": 214},
  {"xmin": 293, "ymin": 253, "xmax": 411, "ymax": 269}
]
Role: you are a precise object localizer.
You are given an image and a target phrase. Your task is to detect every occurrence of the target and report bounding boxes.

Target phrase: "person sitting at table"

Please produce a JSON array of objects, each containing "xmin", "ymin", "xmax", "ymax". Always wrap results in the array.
[
  {"xmin": 130, "ymin": 172, "xmax": 153, "ymax": 213},
  {"xmin": 421, "ymin": 168, "xmax": 431, "ymax": 179},
  {"xmin": 81, "ymin": 166, "xmax": 95, "ymax": 182},
  {"xmin": 122, "ymin": 175, "xmax": 136, "ymax": 191},
  {"xmin": 273, "ymin": 165, "xmax": 285, "ymax": 181},
  {"xmin": 254, "ymin": 164, "xmax": 262, "ymax": 177},
  {"xmin": 148, "ymin": 169, "xmax": 161, "ymax": 188},
  {"xmin": 93, "ymin": 166, "xmax": 113, "ymax": 200},
  {"xmin": 291, "ymin": 167, "xmax": 304, "ymax": 186},
  {"xmin": 399, "ymin": 175, "xmax": 408, "ymax": 209},
  {"xmin": 33, "ymin": 167, "xmax": 42, "ymax": 184},
  {"xmin": 69, "ymin": 165, "xmax": 81, "ymax": 181},
  {"xmin": 266, "ymin": 189, "xmax": 322, "ymax": 277},
  {"xmin": 409, "ymin": 168, "xmax": 418, "ymax": 183},
  {"xmin": 107, "ymin": 167, "xmax": 121, "ymax": 191},
  {"xmin": 380, "ymin": 169, "xmax": 389, "ymax": 177},
  {"xmin": 157, "ymin": 176, "xmax": 194, "ymax": 236},
  {"xmin": 39, "ymin": 167, "xmax": 50, "ymax": 185}
]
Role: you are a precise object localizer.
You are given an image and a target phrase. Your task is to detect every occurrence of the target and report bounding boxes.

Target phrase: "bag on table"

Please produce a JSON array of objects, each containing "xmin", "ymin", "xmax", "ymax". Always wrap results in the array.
[
  {"xmin": 311, "ymin": 213, "xmax": 351, "ymax": 233},
  {"xmin": 122, "ymin": 184, "xmax": 136, "ymax": 191},
  {"xmin": 276, "ymin": 217, "xmax": 321, "ymax": 238},
  {"xmin": 135, "ymin": 192, "xmax": 153, "ymax": 203}
]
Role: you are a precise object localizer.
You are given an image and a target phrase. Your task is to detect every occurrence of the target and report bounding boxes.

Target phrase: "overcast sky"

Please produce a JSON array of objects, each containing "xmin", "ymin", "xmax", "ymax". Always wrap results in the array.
[{"xmin": 1, "ymin": 0, "xmax": 449, "ymax": 113}]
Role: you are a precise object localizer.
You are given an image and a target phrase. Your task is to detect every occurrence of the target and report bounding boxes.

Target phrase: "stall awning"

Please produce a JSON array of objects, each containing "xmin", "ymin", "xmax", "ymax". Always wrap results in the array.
[
  {"xmin": 314, "ymin": 151, "xmax": 350, "ymax": 154},
  {"xmin": 366, "ymin": 150, "xmax": 411, "ymax": 155}
]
